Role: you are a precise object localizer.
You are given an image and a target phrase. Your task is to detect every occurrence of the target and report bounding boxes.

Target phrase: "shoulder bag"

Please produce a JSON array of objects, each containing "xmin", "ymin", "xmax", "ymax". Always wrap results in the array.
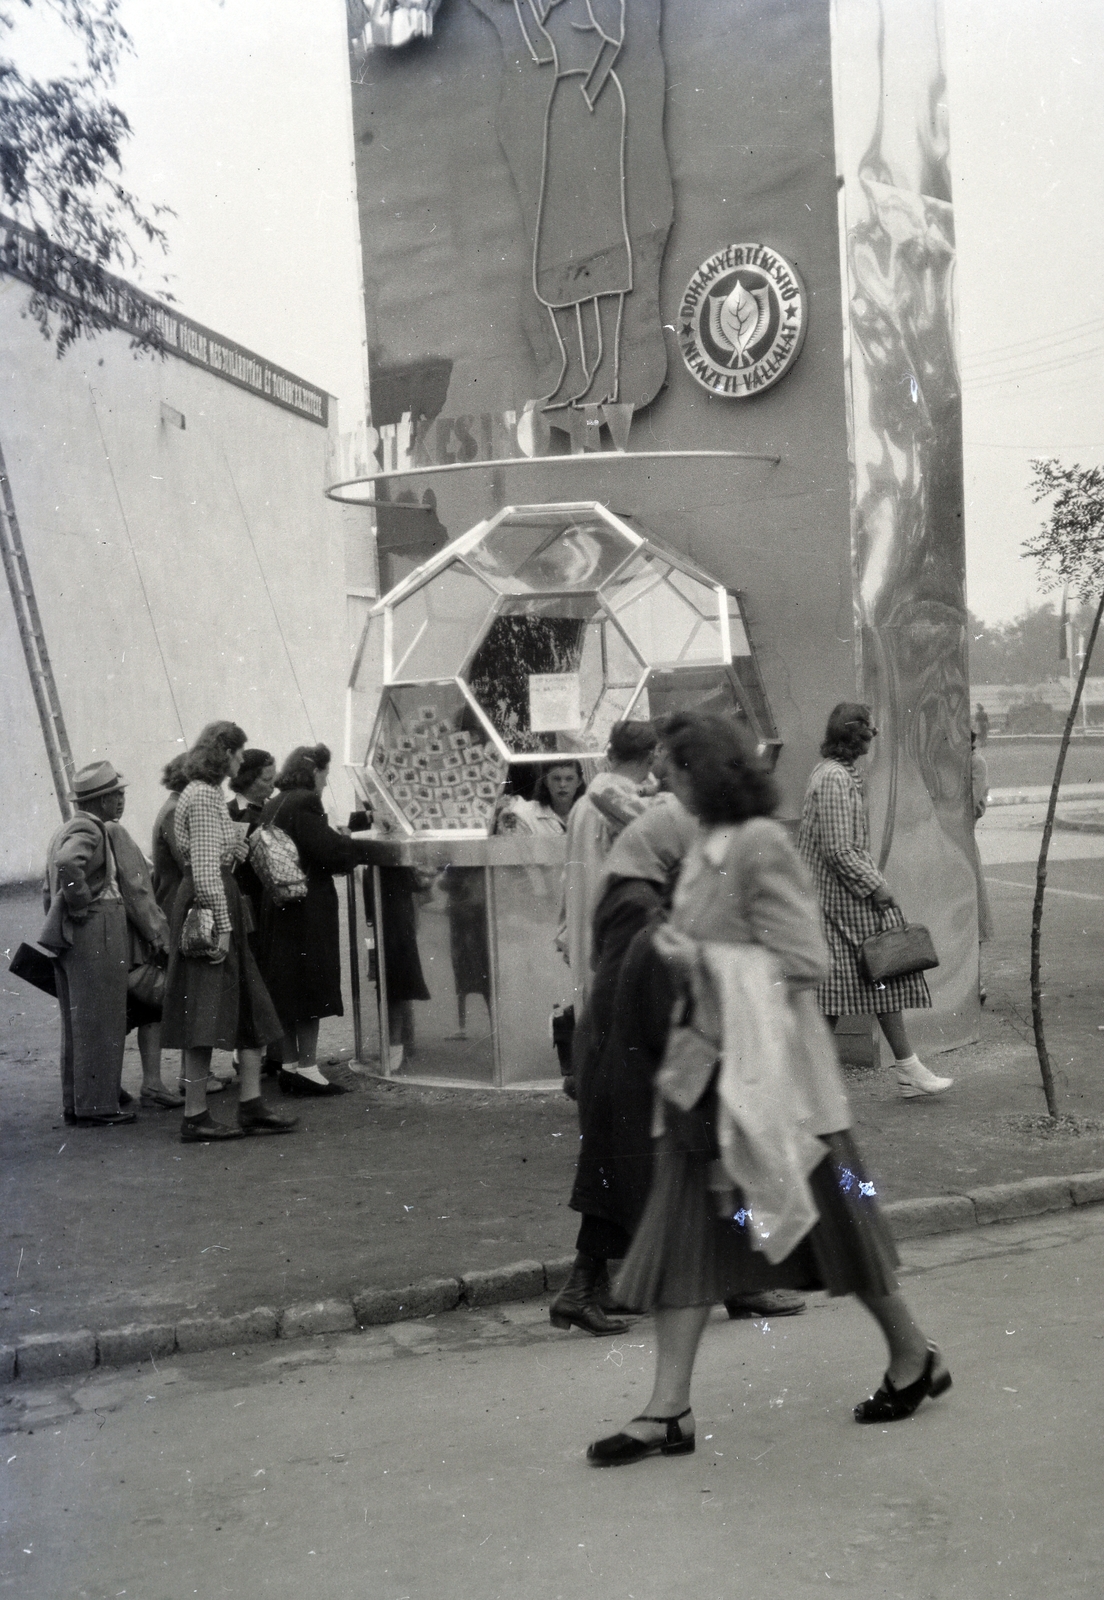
[{"xmin": 249, "ymin": 799, "xmax": 308, "ymax": 907}]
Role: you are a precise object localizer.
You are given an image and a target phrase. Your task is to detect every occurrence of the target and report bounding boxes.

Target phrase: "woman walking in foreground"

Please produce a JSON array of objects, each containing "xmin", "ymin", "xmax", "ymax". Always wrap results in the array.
[{"xmin": 586, "ymin": 713, "xmax": 950, "ymax": 1467}]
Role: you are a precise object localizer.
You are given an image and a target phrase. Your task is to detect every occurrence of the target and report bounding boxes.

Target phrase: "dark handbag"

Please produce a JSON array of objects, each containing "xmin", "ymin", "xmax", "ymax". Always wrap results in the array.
[
  {"xmin": 127, "ymin": 959, "xmax": 165, "ymax": 1009},
  {"xmin": 860, "ymin": 909, "xmax": 939, "ymax": 983},
  {"xmin": 9, "ymin": 942, "xmax": 58, "ymax": 998}
]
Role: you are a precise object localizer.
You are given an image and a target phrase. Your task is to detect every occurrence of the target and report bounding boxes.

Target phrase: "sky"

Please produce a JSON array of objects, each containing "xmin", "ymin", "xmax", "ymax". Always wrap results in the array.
[{"xmin": 7, "ymin": 0, "xmax": 1104, "ymax": 627}]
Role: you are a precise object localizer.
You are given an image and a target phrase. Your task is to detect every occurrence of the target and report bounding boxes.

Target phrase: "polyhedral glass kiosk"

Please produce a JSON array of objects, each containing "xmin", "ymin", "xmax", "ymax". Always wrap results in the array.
[{"xmin": 346, "ymin": 502, "xmax": 777, "ymax": 1086}]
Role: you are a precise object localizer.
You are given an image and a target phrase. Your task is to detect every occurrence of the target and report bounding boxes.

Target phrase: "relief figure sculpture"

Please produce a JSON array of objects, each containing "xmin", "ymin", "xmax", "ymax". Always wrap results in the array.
[{"xmin": 471, "ymin": 0, "xmax": 672, "ymax": 415}]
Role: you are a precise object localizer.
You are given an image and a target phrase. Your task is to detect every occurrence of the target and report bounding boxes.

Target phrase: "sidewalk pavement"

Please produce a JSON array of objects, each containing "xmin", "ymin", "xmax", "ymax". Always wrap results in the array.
[{"xmin": 4, "ymin": 829, "xmax": 1104, "ymax": 1382}]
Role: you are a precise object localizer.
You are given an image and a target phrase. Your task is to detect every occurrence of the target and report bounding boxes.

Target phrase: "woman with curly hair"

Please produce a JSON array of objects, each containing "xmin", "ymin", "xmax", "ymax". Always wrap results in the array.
[
  {"xmin": 257, "ymin": 743, "xmax": 375, "ymax": 1095},
  {"xmin": 584, "ymin": 712, "xmax": 950, "ymax": 1468},
  {"xmin": 798, "ymin": 703, "xmax": 951, "ymax": 1100},
  {"xmin": 161, "ymin": 721, "xmax": 296, "ymax": 1142}
]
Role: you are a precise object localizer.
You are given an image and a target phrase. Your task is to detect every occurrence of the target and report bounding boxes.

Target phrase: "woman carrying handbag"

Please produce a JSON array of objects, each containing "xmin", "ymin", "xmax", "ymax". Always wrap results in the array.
[
  {"xmin": 161, "ymin": 721, "xmax": 297, "ymax": 1143},
  {"xmin": 585, "ymin": 713, "xmax": 951, "ymax": 1468},
  {"xmin": 798, "ymin": 703, "xmax": 952, "ymax": 1100}
]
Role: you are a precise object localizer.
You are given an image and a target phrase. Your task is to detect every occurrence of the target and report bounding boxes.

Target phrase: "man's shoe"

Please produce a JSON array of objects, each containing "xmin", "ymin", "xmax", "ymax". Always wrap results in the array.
[{"xmin": 725, "ymin": 1289, "xmax": 806, "ymax": 1318}]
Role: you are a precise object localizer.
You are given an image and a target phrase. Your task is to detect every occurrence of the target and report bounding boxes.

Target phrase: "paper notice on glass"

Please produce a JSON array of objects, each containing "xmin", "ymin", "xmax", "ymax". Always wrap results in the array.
[{"xmin": 528, "ymin": 673, "xmax": 581, "ymax": 732}]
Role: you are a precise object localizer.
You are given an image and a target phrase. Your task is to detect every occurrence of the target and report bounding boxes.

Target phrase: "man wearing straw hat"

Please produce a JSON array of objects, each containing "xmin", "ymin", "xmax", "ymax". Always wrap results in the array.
[{"xmin": 41, "ymin": 762, "xmax": 135, "ymax": 1127}]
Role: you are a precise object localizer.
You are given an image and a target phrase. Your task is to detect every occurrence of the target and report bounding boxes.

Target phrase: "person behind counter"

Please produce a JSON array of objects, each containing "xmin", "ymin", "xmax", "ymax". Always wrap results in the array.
[
  {"xmin": 258, "ymin": 743, "xmax": 376, "ymax": 1096},
  {"xmin": 502, "ymin": 760, "xmax": 586, "ymax": 834}
]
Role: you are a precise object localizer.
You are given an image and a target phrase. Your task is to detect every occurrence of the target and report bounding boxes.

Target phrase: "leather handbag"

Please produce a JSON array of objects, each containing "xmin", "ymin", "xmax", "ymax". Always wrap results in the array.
[{"xmin": 860, "ymin": 910, "xmax": 939, "ymax": 983}]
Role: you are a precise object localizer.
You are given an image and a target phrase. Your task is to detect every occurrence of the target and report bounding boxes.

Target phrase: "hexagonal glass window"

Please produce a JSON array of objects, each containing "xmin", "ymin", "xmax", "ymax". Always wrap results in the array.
[
  {"xmin": 627, "ymin": 665, "xmax": 752, "ymax": 734},
  {"xmin": 463, "ymin": 595, "xmax": 645, "ymax": 756},
  {"xmin": 463, "ymin": 509, "xmax": 636, "ymax": 593},
  {"xmin": 390, "ymin": 561, "xmax": 499, "ymax": 682},
  {"xmin": 601, "ymin": 557, "xmax": 726, "ymax": 666},
  {"xmin": 367, "ymin": 681, "xmax": 507, "ymax": 833}
]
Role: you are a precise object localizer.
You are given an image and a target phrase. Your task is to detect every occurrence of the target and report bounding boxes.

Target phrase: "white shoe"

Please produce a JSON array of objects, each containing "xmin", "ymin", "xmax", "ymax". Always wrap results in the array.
[{"xmin": 896, "ymin": 1059, "xmax": 953, "ymax": 1099}]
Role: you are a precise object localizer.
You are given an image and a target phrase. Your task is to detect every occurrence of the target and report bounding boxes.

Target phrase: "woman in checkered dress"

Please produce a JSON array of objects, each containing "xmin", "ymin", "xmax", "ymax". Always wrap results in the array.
[{"xmin": 798, "ymin": 703, "xmax": 952, "ymax": 1100}]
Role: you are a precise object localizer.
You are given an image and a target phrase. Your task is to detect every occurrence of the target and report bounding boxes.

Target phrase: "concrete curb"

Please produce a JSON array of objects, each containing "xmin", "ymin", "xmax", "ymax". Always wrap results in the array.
[{"xmin": 6, "ymin": 1171, "xmax": 1104, "ymax": 1383}]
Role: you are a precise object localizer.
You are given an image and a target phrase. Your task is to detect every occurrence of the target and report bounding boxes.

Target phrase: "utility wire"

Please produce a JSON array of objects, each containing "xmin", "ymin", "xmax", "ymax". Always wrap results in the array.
[{"xmin": 87, "ymin": 384, "xmax": 187, "ymax": 742}]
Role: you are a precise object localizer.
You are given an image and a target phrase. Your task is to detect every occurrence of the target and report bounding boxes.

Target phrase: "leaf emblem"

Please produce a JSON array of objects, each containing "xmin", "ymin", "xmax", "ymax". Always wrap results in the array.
[{"xmin": 708, "ymin": 280, "xmax": 770, "ymax": 367}]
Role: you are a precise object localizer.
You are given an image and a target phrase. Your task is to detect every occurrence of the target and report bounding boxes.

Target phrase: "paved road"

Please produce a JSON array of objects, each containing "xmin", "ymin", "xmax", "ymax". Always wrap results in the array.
[{"xmin": 3, "ymin": 1208, "xmax": 1102, "ymax": 1600}]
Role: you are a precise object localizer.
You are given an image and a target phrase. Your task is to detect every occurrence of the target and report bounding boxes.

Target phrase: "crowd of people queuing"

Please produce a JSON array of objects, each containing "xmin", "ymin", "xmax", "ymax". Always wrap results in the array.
[
  {"xmin": 40, "ymin": 721, "xmax": 376, "ymax": 1141},
  {"xmin": 37, "ymin": 700, "xmax": 959, "ymax": 1459}
]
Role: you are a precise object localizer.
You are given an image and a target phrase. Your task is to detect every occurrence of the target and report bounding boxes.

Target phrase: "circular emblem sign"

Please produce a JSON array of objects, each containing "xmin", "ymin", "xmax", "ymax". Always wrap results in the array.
[{"xmin": 678, "ymin": 244, "xmax": 807, "ymax": 397}]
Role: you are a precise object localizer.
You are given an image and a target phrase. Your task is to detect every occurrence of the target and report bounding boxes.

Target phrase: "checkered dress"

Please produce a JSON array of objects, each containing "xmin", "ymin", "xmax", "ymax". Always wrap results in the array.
[{"xmin": 797, "ymin": 759, "xmax": 931, "ymax": 1017}]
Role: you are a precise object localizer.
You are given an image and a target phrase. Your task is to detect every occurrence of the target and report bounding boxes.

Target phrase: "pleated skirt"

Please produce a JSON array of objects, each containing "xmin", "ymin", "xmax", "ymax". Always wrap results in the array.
[{"xmin": 615, "ymin": 1128, "xmax": 899, "ymax": 1312}]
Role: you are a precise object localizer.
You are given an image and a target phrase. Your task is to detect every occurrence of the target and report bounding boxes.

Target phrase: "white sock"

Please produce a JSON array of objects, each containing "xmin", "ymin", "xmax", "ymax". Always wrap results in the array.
[
  {"xmin": 294, "ymin": 1064, "xmax": 330, "ymax": 1087},
  {"xmin": 895, "ymin": 1053, "xmax": 921, "ymax": 1070}
]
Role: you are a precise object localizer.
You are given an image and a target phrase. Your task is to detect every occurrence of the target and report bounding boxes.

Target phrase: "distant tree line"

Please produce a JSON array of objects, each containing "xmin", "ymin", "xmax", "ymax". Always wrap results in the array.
[{"xmin": 968, "ymin": 601, "xmax": 1082, "ymax": 686}]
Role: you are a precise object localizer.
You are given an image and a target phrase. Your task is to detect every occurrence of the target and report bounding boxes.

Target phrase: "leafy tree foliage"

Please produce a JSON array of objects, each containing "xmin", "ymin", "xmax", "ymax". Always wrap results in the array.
[
  {"xmin": 967, "ymin": 603, "xmax": 1068, "ymax": 686},
  {"xmin": 0, "ymin": 0, "xmax": 168, "ymax": 352}
]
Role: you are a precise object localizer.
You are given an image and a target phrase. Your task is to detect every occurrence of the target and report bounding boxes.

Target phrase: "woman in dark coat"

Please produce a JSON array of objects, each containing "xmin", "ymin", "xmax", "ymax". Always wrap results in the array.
[
  {"xmin": 550, "ymin": 800, "xmax": 695, "ymax": 1335},
  {"xmin": 151, "ymin": 754, "xmax": 189, "ymax": 916},
  {"xmin": 258, "ymin": 744, "xmax": 373, "ymax": 1096},
  {"xmin": 227, "ymin": 747, "xmax": 276, "ymax": 930}
]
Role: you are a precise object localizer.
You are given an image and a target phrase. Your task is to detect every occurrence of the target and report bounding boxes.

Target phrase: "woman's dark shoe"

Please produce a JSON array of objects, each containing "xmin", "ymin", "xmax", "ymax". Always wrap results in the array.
[
  {"xmin": 180, "ymin": 1111, "xmax": 245, "ymax": 1143},
  {"xmin": 550, "ymin": 1254, "xmax": 631, "ymax": 1336},
  {"xmin": 587, "ymin": 1409, "xmax": 695, "ymax": 1467},
  {"xmin": 238, "ymin": 1098, "xmax": 298, "ymax": 1135},
  {"xmin": 277, "ymin": 1068, "xmax": 345, "ymax": 1098},
  {"xmin": 854, "ymin": 1343, "xmax": 952, "ymax": 1423}
]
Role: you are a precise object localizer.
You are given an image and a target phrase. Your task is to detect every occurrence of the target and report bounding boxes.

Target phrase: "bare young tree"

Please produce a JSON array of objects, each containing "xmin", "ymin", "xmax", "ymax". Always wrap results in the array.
[
  {"xmin": 1023, "ymin": 459, "xmax": 1104, "ymax": 1118},
  {"xmin": 0, "ymin": 0, "xmax": 169, "ymax": 352}
]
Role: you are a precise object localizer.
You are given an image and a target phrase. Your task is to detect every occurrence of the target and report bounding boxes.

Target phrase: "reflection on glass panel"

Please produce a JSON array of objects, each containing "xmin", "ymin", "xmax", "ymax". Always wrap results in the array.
[
  {"xmin": 600, "ymin": 553, "xmax": 668, "ymax": 614},
  {"xmin": 465, "ymin": 514, "xmax": 635, "ymax": 593},
  {"xmin": 666, "ymin": 567, "xmax": 722, "ymax": 621},
  {"xmin": 611, "ymin": 577, "xmax": 702, "ymax": 664},
  {"xmin": 727, "ymin": 595, "xmax": 752, "ymax": 656},
  {"xmin": 602, "ymin": 615, "xmax": 644, "ymax": 686},
  {"xmin": 465, "ymin": 612, "xmax": 615, "ymax": 754},
  {"xmin": 369, "ymin": 682, "xmax": 506, "ymax": 833},
  {"xmin": 730, "ymin": 656, "xmax": 778, "ymax": 739},
  {"xmin": 631, "ymin": 665, "xmax": 751, "ymax": 729},
  {"xmin": 372, "ymin": 861, "xmax": 495, "ymax": 1085},
  {"xmin": 350, "ymin": 610, "xmax": 387, "ymax": 766},
  {"xmin": 392, "ymin": 562, "xmax": 498, "ymax": 681},
  {"xmin": 583, "ymin": 681, "xmax": 644, "ymax": 747},
  {"xmin": 491, "ymin": 863, "xmax": 570, "ymax": 1085}
]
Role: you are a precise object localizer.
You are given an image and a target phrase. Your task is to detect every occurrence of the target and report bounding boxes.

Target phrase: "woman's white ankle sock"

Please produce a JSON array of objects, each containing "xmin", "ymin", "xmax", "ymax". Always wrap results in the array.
[{"xmin": 294, "ymin": 1064, "xmax": 330, "ymax": 1087}]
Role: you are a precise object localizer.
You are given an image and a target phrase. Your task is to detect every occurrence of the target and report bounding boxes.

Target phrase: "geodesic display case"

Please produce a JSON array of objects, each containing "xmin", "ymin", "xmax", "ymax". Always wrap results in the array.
[{"xmin": 347, "ymin": 502, "xmax": 778, "ymax": 835}]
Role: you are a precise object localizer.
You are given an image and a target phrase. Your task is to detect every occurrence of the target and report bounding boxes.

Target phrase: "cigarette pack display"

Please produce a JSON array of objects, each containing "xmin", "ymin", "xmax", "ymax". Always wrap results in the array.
[
  {"xmin": 443, "ymin": 752, "xmax": 463, "ymax": 770},
  {"xmin": 393, "ymin": 783, "xmax": 413, "ymax": 802},
  {"xmin": 475, "ymin": 780, "xmax": 498, "ymax": 799},
  {"xmin": 440, "ymin": 770, "xmax": 460, "ymax": 788},
  {"xmin": 461, "ymin": 764, "xmax": 482, "ymax": 783},
  {"xmin": 415, "ymin": 784, "xmax": 435, "ymax": 802},
  {"xmin": 427, "ymin": 739, "xmax": 445, "ymax": 755},
  {"xmin": 384, "ymin": 768, "xmax": 401, "ymax": 788},
  {"xmin": 441, "ymin": 799, "xmax": 460, "ymax": 819},
  {"xmin": 417, "ymin": 706, "xmax": 437, "ymax": 723},
  {"xmin": 405, "ymin": 799, "xmax": 424, "ymax": 819},
  {"xmin": 423, "ymin": 801, "xmax": 444, "ymax": 819},
  {"xmin": 397, "ymin": 736, "xmax": 417, "ymax": 752},
  {"xmin": 414, "ymin": 752, "xmax": 432, "ymax": 770},
  {"xmin": 447, "ymin": 731, "xmax": 471, "ymax": 750},
  {"xmin": 456, "ymin": 800, "xmax": 474, "ymax": 818},
  {"xmin": 454, "ymin": 782, "xmax": 475, "ymax": 801}
]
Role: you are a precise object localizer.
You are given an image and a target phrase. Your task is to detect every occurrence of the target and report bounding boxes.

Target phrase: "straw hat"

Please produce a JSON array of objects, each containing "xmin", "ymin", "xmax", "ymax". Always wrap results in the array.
[{"xmin": 69, "ymin": 761, "xmax": 127, "ymax": 802}]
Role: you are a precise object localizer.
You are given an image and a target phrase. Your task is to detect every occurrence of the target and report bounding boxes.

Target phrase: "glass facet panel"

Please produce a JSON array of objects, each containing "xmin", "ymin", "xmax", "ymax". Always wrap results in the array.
[
  {"xmin": 390, "ymin": 563, "xmax": 497, "ymax": 681},
  {"xmin": 465, "ymin": 513, "xmax": 635, "ymax": 593},
  {"xmin": 368, "ymin": 682, "xmax": 507, "ymax": 833},
  {"xmin": 350, "ymin": 609, "xmax": 387, "ymax": 767},
  {"xmin": 368, "ymin": 862, "xmax": 495, "ymax": 1084},
  {"xmin": 631, "ymin": 666, "xmax": 751, "ymax": 730},
  {"xmin": 464, "ymin": 613, "xmax": 615, "ymax": 754},
  {"xmin": 727, "ymin": 594, "xmax": 752, "ymax": 656},
  {"xmin": 491, "ymin": 861, "xmax": 571, "ymax": 1084}
]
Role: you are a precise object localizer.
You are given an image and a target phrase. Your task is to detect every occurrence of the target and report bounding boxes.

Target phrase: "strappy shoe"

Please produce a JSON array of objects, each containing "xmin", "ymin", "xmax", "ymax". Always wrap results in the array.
[
  {"xmin": 586, "ymin": 1408, "xmax": 695, "ymax": 1467},
  {"xmin": 854, "ymin": 1343, "xmax": 952, "ymax": 1423}
]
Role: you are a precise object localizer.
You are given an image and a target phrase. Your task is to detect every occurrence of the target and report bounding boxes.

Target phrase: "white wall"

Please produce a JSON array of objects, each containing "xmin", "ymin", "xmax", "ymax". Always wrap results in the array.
[{"xmin": 0, "ymin": 276, "xmax": 366, "ymax": 881}]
